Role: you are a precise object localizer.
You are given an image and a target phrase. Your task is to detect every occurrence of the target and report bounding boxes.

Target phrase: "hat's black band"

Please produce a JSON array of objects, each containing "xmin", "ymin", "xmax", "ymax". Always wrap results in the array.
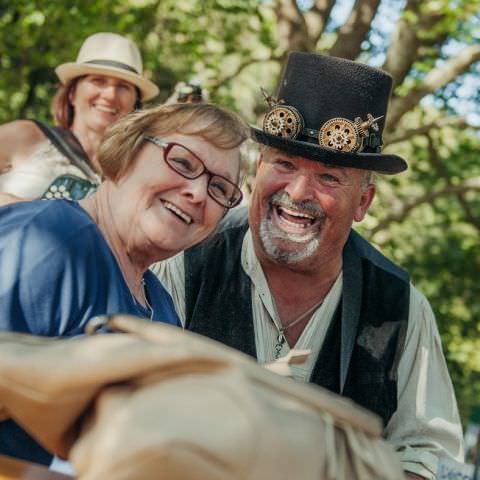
[
  {"xmin": 298, "ymin": 128, "xmax": 383, "ymax": 153},
  {"xmin": 303, "ymin": 128, "xmax": 319, "ymax": 139},
  {"xmin": 83, "ymin": 60, "xmax": 139, "ymax": 74}
]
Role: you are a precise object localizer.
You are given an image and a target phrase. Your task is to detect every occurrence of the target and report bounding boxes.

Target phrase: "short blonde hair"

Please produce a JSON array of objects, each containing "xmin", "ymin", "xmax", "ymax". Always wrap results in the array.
[{"xmin": 98, "ymin": 103, "xmax": 249, "ymax": 181}]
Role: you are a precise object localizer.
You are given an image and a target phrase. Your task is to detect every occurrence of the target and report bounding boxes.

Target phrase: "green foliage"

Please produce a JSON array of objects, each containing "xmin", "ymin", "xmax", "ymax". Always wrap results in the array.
[
  {"xmin": 363, "ymin": 126, "xmax": 480, "ymax": 423},
  {"xmin": 0, "ymin": 0, "xmax": 161, "ymax": 119},
  {"xmin": 0, "ymin": 0, "xmax": 276, "ymax": 118}
]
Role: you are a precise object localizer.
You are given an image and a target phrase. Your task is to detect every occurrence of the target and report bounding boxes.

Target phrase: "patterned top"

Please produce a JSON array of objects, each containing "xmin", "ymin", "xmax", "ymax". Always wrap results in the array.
[{"xmin": 0, "ymin": 138, "xmax": 100, "ymax": 198}]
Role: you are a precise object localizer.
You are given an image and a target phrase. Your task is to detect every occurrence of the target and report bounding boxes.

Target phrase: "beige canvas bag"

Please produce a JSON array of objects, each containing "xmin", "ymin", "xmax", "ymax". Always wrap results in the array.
[{"xmin": 0, "ymin": 315, "xmax": 404, "ymax": 479}]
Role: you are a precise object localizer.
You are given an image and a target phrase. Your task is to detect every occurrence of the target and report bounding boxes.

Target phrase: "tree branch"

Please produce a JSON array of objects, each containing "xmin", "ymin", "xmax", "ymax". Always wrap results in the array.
[
  {"xmin": 329, "ymin": 0, "xmax": 381, "ymax": 60},
  {"xmin": 370, "ymin": 178, "xmax": 480, "ymax": 237},
  {"xmin": 305, "ymin": 0, "xmax": 336, "ymax": 46},
  {"xmin": 290, "ymin": 0, "xmax": 310, "ymax": 35},
  {"xmin": 382, "ymin": 0, "xmax": 447, "ymax": 89},
  {"xmin": 371, "ymin": 130, "xmax": 480, "ymax": 239},
  {"xmin": 386, "ymin": 44, "xmax": 480, "ymax": 130},
  {"xmin": 425, "ymin": 134, "xmax": 480, "ymax": 231},
  {"xmin": 210, "ymin": 55, "xmax": 284, "ymax": 92},
  {"xmin": 273, "ymin": 0, "xmax": 313, "ymax": 51},
  {"xmin": 384, "ymin": 116, "xmax": 468, "ymax": 145},
  {"xmin": 382, "ymin": 0, "xmax": 423, "ymax": 87}
]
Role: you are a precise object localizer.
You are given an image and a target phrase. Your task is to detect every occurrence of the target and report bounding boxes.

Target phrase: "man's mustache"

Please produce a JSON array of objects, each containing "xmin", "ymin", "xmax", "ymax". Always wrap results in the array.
[{"xmin": 269, "ymin": 191, "xmax": 325, "ymax": 220}]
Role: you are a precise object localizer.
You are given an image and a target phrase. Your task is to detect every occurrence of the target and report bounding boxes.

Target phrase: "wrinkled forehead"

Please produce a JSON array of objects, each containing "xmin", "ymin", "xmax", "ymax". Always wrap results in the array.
[
  {"xmin": 261, "ymin": 146, "xmax": 345, "ymax": 170},
  {"xmin": 260, "ymin": 146, "xmax": 372, "ymax": 185}
]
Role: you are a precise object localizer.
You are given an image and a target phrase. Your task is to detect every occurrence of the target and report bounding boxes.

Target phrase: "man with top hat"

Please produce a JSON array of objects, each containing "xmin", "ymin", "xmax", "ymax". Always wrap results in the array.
[{"xmin": 154, "ymin": 52, "xmax": 464, "ymax": 479}]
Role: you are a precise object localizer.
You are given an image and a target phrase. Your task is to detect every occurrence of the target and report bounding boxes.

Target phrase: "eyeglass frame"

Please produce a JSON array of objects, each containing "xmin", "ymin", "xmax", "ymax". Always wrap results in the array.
[{"xmin": 143, "ymin": 135, "xmax": 243, "ymax": 209}]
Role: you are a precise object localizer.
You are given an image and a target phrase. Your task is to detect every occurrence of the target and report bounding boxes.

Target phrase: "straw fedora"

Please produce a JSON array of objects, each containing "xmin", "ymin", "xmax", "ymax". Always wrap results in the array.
[
  {"xmin": 251, "ymin": 52, "xmax": 407, "ymax": 174},
  {"xmin": 55, "ymin": 32, "xmax": 159, "ymax": 101}
]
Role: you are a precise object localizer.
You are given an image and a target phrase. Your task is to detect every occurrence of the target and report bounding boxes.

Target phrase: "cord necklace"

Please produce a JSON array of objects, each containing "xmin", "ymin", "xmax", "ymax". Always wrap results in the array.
[{"xmin": 273, "ymin": 298, "xmax": 323, "ymax": 359}]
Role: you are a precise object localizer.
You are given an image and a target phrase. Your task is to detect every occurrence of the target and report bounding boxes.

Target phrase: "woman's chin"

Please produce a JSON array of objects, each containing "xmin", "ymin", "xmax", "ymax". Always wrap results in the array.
[
  {"xmin": 139, "ymin": 216, "xmax": 212, "ymax": 261},
  {"xmin": 89, "ymin": 114, "xmax": 117, "ymax": 133},
  {"xmin": 143, "ymin": 234, "xmax": 184, "ymax": 259}
]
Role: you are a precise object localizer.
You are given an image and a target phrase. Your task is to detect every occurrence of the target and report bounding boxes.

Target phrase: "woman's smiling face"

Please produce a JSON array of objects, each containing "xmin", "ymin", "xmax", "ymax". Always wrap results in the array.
[
  {"xmin": 70, "ymin": 74, "xmax": 138, "ymax": 133},
  {"xmin": 111, "ymin": 130, "xmax": 241, "ymax": 261}
]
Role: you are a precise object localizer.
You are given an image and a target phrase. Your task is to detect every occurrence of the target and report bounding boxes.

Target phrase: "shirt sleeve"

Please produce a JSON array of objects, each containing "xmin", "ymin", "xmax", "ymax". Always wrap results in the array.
[
  {"xmin": 384, "ymin": 284, "xmax": 464, "ymax": 478},
  {"xmin": 0, "ymin": 205, "xmax": 119, "ymax": 336},
  {"xmin": 151, "ymin": 253, "xmax": 187, "ymax": 327}
]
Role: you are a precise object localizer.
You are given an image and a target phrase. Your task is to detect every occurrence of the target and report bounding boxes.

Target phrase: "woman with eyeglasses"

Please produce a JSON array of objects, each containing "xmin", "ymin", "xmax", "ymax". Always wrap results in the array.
[{"xmin": 0, "ymin": 102, "xmax": 247, "ymax": 465}]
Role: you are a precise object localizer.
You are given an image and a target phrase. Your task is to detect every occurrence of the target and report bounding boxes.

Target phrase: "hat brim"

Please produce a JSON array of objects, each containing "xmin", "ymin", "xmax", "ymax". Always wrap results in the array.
[
  {"xmin": 56, "ymin": 63, "xmax": 159, "ymax": 101},
  {"xmin": 251, "ymin": 126, "xmax": 407, "ymax": 175}
]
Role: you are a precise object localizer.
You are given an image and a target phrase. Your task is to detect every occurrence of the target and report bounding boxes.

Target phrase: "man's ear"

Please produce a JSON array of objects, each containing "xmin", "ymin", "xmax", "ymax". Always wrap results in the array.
[
  {"xmin": 258, "ymin": 149, "xmax": 265, "ymax": 166},
  {"xmin": 354, "ymin": 183, "xmax": 376, "ymax": 222}
]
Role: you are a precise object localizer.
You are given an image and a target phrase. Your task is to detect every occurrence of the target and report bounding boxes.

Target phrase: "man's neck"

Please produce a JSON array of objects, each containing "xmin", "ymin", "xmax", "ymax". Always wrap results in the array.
[
  {"xmin": 259, "ymin": 253, "xmax": 342, "ymax": 346},
  {"xmin": 263, "ymin": 258, "xmax": 341, "ymax": 298}
]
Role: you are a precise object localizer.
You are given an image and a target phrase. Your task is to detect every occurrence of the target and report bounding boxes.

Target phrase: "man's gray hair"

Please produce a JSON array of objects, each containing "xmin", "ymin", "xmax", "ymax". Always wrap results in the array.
[{"xmin": 361, "ymin": 171, "xmax": 375, "ymax": 190}]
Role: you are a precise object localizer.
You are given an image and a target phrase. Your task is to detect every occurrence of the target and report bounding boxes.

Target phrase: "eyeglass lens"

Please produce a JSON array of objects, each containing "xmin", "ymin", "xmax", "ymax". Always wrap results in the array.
[{"xmin": 164, "ymin": 144, "xmax": 242, "ymax": 208}]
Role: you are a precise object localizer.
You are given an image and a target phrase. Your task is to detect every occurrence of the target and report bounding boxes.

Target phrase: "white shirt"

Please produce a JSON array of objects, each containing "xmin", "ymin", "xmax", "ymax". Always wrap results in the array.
[
  {"xmin": 152, "ymin": 228, "xmax": 464, "ymax": 479},
  {"xmin": 0, "ymin": 139, "xmax": 98, "ymax": 198}
]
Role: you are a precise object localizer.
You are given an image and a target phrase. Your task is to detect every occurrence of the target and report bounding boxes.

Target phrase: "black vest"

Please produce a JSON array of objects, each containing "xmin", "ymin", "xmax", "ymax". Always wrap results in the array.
[{"xmin": 184, "ymin": 210, "xmax": 410, "ymax": 426}]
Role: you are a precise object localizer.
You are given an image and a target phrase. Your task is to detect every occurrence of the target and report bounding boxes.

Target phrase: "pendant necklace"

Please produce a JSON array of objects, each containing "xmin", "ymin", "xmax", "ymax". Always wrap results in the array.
[
  {"xmin": 111, "ymin": 247, "xmax": 154, "ymax": 321},
  {"xmin": 101, "ymin": 225, "xmax": 153, "ymax": 321},
  {"xmin": 139, "ymin": 278, "xmax": 154, "ymax": 321},
  {"xmin": 273, "ymin": 299, "xmax": 323, "ymax": 359}
]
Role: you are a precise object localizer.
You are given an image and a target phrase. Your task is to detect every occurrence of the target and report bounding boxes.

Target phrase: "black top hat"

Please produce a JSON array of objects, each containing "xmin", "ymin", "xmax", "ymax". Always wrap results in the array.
[{"xmin": 251, "ymin": 52, "xmax": 407, "ymax": 174}]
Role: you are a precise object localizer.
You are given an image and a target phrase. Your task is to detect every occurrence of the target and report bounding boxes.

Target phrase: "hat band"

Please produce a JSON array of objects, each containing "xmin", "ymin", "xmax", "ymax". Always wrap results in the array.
[
  {"xmin": 83, "ymin": 59, "xmax": 139, "ymax": 75},
  {"xmin": 260, "ymin": 89, "xmax": 383, "ymax": 154},
  {"xmin": 263, "ymin": 105, "xmax": 383, "ymax": 154},
  {"xmin": 299, "ymin": 125, "xmax": 383, "ymax": 153}
]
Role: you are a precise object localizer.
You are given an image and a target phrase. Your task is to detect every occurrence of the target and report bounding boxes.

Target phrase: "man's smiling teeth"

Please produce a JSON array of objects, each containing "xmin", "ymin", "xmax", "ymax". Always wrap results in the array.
[
  {"xmin": 279, "ymin": 205, "xmax": 315, "ymax": 219},
  {"xmin": 162, "ymin": 200, "xmax": 193, "ymax": 225},
  {"xmin": 275, "ymin": 204, "xmax": 315, "ymax": 227}
]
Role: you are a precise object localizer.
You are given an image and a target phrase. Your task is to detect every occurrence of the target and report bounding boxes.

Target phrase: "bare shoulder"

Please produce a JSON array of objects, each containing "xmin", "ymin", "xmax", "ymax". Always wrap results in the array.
[
  {"xmin": 0, "ymin": 120, "xmax": 46, "ymax": 172},
  {"xmin": 0, "ymin": 191, "xmax": 28, "ymax": 206},
  {"xmin": 0, "ymin": 119, "xmax": 45, "ymax": 150}
]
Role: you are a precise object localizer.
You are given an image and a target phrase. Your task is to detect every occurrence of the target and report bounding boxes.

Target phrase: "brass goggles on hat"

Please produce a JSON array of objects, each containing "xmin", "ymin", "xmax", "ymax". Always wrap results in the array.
[
  {"xmin": 144, "ymin": 135, "xmax": 242, "ymax": 209},
  {"xmin": 261, "ymin": 88, "xmax": 383, "ymax": 154}
]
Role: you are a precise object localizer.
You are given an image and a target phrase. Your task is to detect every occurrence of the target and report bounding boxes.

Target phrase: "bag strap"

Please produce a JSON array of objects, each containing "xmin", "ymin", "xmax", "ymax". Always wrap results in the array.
[{"xmin": 32, "ymin": 120, "xmax": 99, "ymax": 182}]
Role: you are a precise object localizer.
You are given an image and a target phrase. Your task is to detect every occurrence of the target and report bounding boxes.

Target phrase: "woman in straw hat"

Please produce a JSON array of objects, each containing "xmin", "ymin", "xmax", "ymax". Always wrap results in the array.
[
  {"xmin": 0, "ymin": 32, "xmax": 159, "ymax": 202},
  {"xmin": 0, "ymin": 101, "xmax": 247, "ymax": 466}
]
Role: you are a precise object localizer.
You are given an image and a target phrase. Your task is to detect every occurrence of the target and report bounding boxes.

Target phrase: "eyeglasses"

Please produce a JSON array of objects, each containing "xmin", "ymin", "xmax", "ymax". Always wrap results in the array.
[{"xmin": 144, "ymin": 135, "xmax": 242, "ymax": 209}]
